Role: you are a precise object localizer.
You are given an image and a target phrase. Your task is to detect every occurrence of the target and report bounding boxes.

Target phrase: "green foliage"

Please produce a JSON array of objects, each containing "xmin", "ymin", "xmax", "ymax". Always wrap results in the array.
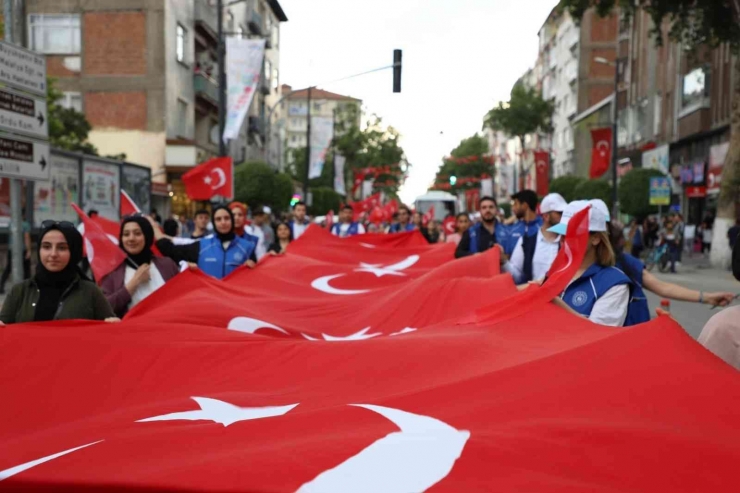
[
  {"xmin": 574, "ymin": 178, "xmax": 613, "ymax": 210},
  {"xmin": 450, "ymin": 134, "xmax": 489, "ymax": 158},
  {"xmin": 558, "ymin": 0, "xmax": 740, "ymax": 52},
  {"xmin": 618, "ymin": 168, "xmax": 666, "ymax": 218},
  {"xmin": 234, "ymin": 161, "xmax": 294, "ymax": 212},
  {"xmin": 432, "ymin": 134, "xmax": 492, "ymax": 193},
  {"xmin": 48, "ymin": 78, "xmax": 98, "ymax": 155},
  {"xmin": 550, "ymin": 175, "xmax": 586, "ymax": 202},
  {"xmin": 484, "ymin": 81, "xmax": 555, "ymax": 140},
  {"xmin": 308, "ymin": 187, "xmax": 343, "ymax": 216}
]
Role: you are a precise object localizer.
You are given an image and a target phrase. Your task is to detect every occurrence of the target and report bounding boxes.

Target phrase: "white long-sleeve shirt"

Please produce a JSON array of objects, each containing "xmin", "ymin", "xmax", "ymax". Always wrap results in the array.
[
  {"xmin": 588, "ymin": 284, "xmax": 629, "ymax": 327},
  {"xmin": 504, "ymin": 228, "xmax": 560, "ymax": 284}
]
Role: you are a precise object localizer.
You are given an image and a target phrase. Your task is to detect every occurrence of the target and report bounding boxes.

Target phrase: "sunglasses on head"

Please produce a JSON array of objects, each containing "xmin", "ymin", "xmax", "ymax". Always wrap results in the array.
[
  {"xmin": 41, "ymin": 220, "xmax": 76, "ymax": 230},
  {"xmin": 123, "ymin": 212, "xmax": 147, "ymax": 220}
]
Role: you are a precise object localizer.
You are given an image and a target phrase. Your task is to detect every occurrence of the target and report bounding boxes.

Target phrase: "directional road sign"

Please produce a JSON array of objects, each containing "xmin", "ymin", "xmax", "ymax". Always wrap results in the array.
[
  {"xmin": 0, "ymin": 41, "xmax": 47, "ymax": 96},
  {"xmin": 0, "ymin": 132, "xmax": 50, "ymax": 181},
  {"xmin": 0, "ymin": 86, "xmax": 48, "ymax": 140}
]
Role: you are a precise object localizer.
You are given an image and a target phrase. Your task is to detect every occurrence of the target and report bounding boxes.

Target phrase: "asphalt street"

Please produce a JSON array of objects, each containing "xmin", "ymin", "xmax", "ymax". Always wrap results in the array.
[{"xmin": 645, "ymin": 258, "xmax": 740, "ymax": 339}]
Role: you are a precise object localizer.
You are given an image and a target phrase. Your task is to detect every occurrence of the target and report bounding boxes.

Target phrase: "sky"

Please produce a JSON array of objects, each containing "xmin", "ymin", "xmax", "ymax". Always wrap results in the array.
[{"xmin": 279, "ymin": 0, "xmax": 558, "ymax": 204}]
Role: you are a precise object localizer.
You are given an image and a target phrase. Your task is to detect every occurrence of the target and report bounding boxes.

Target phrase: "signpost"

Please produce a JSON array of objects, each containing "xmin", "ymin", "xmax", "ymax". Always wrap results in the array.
[
  {"xmin": 0, "ymin": 27, "xmax": 48, "ymax": 287},
  {"xmin": 649, "ymin": 177, "xmax": 671, "ymax": 218}
]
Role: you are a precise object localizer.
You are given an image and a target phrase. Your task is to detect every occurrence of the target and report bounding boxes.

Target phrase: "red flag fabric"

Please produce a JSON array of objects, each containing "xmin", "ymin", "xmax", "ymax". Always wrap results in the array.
[
  {"xmin": 120, "ymin": 190, "xmax": 141, "ymax": 217},
  {"xmin": 182, "ymin": 157, "xmax": 233, "ymax": 200},
  {"xmin": 443, "ymin": 216, "xmax": 456, "ymax": 235},
  {"xmin": 72, "ymin": 204, "xmax": 127, "ymax": 282},
  {"xmin": 3, "ymin": 223, "xmax": 740, "ymax": 492},
  {"xmin": 325, "ymin": 210, "xmax": 334, "ymax": 230},
  {"xmin": 590, "ymin": 127, "xmax": 612, "ymax": 179},
  {"xmin": 465, "ymin": 188, "xmax": 480, "ymax": 212},
  {"xmin": 422, "ymin": 206, "xmax": 434, "ymax": 226},
  {"xmin": 534, "ymin": 151, "xmax": 550, "ymax": 196}
]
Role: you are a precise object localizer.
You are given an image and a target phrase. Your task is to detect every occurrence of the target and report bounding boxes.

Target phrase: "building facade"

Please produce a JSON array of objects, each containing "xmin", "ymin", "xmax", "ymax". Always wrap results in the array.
[
  {"xmin": 26, "ymin": 0, "xmax": 287, "ymax": 217},
  {"xmin": 280, "ymin": 85, "xmax": 362, "ymax": 170}
]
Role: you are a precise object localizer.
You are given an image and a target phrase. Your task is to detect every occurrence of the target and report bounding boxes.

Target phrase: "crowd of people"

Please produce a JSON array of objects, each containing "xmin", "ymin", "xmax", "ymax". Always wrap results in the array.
[{"xmin": 0, "ymin": 192, "xmax": 738, "ymax": 370}]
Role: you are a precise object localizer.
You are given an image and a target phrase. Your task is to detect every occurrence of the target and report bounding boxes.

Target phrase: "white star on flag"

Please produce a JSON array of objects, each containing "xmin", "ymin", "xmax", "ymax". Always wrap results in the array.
[{"xmin": 203, "ymin": 176, "xmax": 212, "ymax": 185}]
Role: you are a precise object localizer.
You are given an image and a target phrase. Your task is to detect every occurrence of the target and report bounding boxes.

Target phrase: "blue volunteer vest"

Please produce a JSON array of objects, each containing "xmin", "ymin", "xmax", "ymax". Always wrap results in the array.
[
  {"xmin": 240, "ymin": 231, "xmax": 259, "ymax": 248},
  {"xmin": 561, "ymin": 264, "xmax": 631, "ymax": 323},
  {"xmin": 389, "ymin": 223, "xmax": 415, "ymax": 233},
  {"xmin": 332, "ymin": 222, "xmax": 360, "ymax": 237},
  {"xmin": 616, "ymin": 253, "xmax": 651, "ymax": 326},
  {"xmin": 197, "ymin": 235, "xmax": 255, "ymax": 280}
]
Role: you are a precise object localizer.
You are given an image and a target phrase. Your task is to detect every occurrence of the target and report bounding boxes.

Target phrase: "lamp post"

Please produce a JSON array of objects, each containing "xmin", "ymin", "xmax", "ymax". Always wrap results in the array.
[{"xmin": 594, "ymin": 56, "xmax": 624, "ymax": 219}]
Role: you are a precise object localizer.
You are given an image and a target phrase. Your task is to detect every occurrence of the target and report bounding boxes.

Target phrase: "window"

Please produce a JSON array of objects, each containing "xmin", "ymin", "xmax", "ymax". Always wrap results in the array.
[
  {"xmin": 28, "ymin": 14, "xmax": 80, "ymax": 54},
  {"xmin": 313, "ymin": 102, "xmax": 321, "ymax": 111},
  {"xmin": 265, "ymin": 60, "xmax": 272, "ymax": 87},
  {"xmin": 291, "ymin": 135, "xmax": 297, "ymax": 143},
  {"xmin": 177, "ymin": 99, "xmax": 188, "ymax": 137},
  {"xmin": 272, "ymin": 24, "xmax": 279, "ymax": 48},
  {"xmin": 176, "ymin": 24, "xmax": 187, "ymax": 63},
  {"xmin": 272, "ymin": 68, "xmax": 279, "ymax": 91},
  {"xmin": 682, "ymin": 67, "xmax": 708, "ymax": 108},
  {"xmin": 60, "ymin": 92, "xmax": 82, "ymax": 112}
]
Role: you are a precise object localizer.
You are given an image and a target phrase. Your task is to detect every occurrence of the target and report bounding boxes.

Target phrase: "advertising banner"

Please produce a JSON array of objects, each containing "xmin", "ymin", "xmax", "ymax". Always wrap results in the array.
[
  {"xmin": 82, "ymin": 159, "xmax": 120, "ymax": 221},
  {"xmin": 121, "ymin": 164, "xmax": 151, "ymax": 214},
  {"xmin": 649, "ymin": 177, "xmax": 671, "ymax": 206},
  {"xmin": 223, "ymin": 38, "xmax": 266, "ymax": 141},
  {"xmin": 308, "ymin": 116, "xmax": 334, "ymax": 179},
  {"xmin": 333, "ymin": 154, "xmax": 346, "ymax": 196},
  {"xmin": 34, "ymin": 153, "xmax": 80, "ymax": 226},
  {"xmin": 708, "ymin": 142, "xmax": 728, "ymax": 195}
]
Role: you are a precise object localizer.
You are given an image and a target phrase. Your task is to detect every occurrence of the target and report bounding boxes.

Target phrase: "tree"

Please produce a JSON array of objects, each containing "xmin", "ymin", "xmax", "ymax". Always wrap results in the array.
[
  {"xmin": 47, "ymin": 78, "xmax": 98, "ymax": 155},
  {"xmin": 618, "ymin": 168, "xmax": 666, "ymax": 219},
  {"xmin": 234, "ymin": 161, "xmax": 294, "ymax": 212},
  {"xmin": 307, "ymin": 187, "xmax": 343, "ymax": 216},
  {"xmin": 574, "ymin": 179, "xmax": 613, "ymax": 210},
  {"xmin": 559, "ymin": 0, "xmax": 740, "ymax": 266},
  {"xmin": 431, "ymin": 134, "xmax": 493, "ymax": 194},
  {"xmin": 550, "ymin": 175, "xmax": 586, "ymax": 202},
  {"xmin": 484, "ymin": 81, "xmax": 554, "ymax": 190}
]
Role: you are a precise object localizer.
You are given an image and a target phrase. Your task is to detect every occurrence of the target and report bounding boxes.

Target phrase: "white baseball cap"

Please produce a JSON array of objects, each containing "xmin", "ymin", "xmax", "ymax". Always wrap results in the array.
[
  {"xmin": 547, "ymin": 200, "xmax": 608, "ymax": 236},
  {"xmin": 540, "ymin": 193, "xmax": 567, "ymax": 214},
  {"xmin": 588, "ymin": 199, "xmax": 610, "ymax": 222}
]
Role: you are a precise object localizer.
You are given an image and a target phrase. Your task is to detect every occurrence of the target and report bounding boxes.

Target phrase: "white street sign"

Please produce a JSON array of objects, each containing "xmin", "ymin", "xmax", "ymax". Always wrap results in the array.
[
  {"xmin": 0, "ymin": 133, "xmax": 50, "ymax": 181},
  {"xmin": 0, "ymin": 42, "xmax": 47, "ymax": 96},
  {"xmin": 0, "ymin": 86, "xmax": 48, "ymax": 139}
]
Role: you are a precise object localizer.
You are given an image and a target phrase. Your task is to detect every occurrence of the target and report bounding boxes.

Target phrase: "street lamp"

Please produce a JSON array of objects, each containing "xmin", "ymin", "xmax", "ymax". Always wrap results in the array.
[{"xmin": 594, "ymin": 56, "xmax": 623, "ymax": 219}]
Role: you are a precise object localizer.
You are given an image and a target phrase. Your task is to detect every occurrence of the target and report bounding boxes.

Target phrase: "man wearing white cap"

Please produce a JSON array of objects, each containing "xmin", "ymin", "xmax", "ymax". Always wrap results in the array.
[
  {"xmin": 548, "ymin": 200, "xmax": 632, "ymax": 327},
  {"xmin": 504, "ymin": 193, "xmax": 567, "ymax": 284}
]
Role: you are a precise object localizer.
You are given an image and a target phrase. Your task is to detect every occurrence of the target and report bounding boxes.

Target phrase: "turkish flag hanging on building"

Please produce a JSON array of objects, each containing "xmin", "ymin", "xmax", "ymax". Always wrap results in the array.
[
  {"xmin": 534, "ymin": 151, "xmax": 550, "ymax": 196},
  {"xmin": 72, "ymin": 203, "xmax": 128, "ymax": 282},
  {"xmin": 590, "ymin": 127, "xmax": 612, "ymax": 179},
  {"xmin": 182, "ymin": 157, "xmax": 233, "ymax": 200}
]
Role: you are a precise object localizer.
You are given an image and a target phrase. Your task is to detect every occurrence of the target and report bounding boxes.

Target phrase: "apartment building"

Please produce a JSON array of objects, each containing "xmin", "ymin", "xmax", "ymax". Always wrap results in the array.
[
  {"xmin": 280, "ymin": 84, "xmax": 362, "ymax": 168},
  {"xmin": 26, "ymin": 0, "xmax": 287, "ymax": 217}
]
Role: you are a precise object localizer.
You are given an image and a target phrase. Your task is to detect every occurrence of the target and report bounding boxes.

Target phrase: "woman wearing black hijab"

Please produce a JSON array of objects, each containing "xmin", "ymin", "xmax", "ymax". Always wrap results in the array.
[
  {"xmin": 101, "ymin": 215, "xmax": 179, "ymax": 318},
  {"xmin": 152, "ymin": 205, "xmax": 256, "ymax": 279},
  {"xmin": 0, "ymin": 221, "xmax": 117, "ymax": 324}
]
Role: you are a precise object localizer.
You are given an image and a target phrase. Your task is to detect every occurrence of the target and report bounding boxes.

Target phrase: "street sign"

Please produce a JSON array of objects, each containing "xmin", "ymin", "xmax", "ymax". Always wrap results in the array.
[
  {"xmin": 649, "ymin": 177, "xmax": 671, "ymax": 206},
  {"xmin": 0, "ymin": 86, "xmax": 48, "ymax": 139},
  {"xmin": 0, "ymin": 132, "xmax": 50, "ymax": 181},
  {"xmin": 0, "ymin": 41, "xmax": 47, "ymax": 96}
]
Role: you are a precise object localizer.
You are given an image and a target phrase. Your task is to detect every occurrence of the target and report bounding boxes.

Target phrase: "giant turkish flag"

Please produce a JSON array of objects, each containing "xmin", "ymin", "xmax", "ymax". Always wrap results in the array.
[{"xmin": 2, "ymin": 217, "xmax": 740, "ymax": 492}]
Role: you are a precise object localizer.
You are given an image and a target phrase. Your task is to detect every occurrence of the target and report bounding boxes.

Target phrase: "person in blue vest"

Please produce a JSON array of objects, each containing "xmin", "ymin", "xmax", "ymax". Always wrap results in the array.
[
  {"xmin": 153, "ymin": 205, "xmax": 256, "ymax": 280},
  {"xmin": 549, "ymin": 200, "xmax": 632, "ymax": 326},
  {"xmin": 455, "ymin": 196, "xmax": 507, "ymax": 260},
  {"xmin": 228, "ymin": 201, "xmax": 259, "ymax": 268},
  {"xmin": 289, "ymin": 201, "xmax": 311, "ymax": 240},
  {"xmin": 504, "ymin": 193, "xmax": 566, "ymax": 284},
  {"xmin": 332, "ymin": 205, "xmax": 366, "ymax": 237},
  {"xmin": 389, "ymin": 205, "xmax": 415, "ymax": 233},
  {"xmin": 504, "ymin": 189, "xmax": 543, "ymax": 256}
]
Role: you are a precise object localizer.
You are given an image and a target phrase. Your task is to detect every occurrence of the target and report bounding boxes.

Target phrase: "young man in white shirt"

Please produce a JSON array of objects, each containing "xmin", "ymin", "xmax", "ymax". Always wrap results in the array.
[
  {"xmin": 505, "ymin": 193, "xmax": 567, "ymax": 284},
  {"xmin": 331, "ymin": 205, "xmax": 366, "ymax": 237},
  {"xmin": 289, "ymin": 202, "xmax": 310, "ymax": 240}
]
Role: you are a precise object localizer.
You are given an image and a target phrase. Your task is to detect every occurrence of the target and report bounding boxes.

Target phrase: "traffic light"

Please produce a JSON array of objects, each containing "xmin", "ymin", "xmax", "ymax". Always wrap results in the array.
[
  {"xmin": 449, "ymin": 175, "xmax": 457, "ymax": 186},
  {"xmin": 393, "ymin": 49, "xmax": 402, "ymax": 93}
]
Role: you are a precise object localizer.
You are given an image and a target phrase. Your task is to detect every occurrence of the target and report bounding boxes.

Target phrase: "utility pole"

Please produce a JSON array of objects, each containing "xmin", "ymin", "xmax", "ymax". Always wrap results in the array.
[
  {"xmin": 4, "ymin": 0, "xmax": 24, "ymax": 286},
  {"xmin": 611, "ymin": 59, "xmax": 620, "ymax": 219},
  {"xmin": 217, "ymin": 0, "xmax": 227, "ymax": 158},
  {"xmin": 303, "ymin": 86, "xmax": 312, "ymax": 202}
]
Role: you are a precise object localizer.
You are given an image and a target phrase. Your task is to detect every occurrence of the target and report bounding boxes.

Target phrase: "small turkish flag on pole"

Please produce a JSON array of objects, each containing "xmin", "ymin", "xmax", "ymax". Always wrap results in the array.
[
  {"xmin": 120, "ymin": 190, "xmax": 141, "ymax": 217},
  {"xmin": 422, "ymin": 206, "xmax": 434, "ymax": 226},
  {"xmin": 590, "ymin": 127, "xmax": 612, "ymax": 179},
  {"xmin": 72, "ymin": 204, "xmax": 128, "ymax": 283},
  {"xmin": 534, "ymin": 151, "xmax": 550, "ymax": 197},
  {"xmin": 182, "ymin": 157, "xmax": 234, "ymax": 200}
]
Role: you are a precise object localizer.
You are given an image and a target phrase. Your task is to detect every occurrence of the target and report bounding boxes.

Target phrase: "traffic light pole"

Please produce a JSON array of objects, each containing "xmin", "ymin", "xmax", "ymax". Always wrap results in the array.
[{"xmin": 304, "ymin": 86, "xmax": 312, "ymax": 202}]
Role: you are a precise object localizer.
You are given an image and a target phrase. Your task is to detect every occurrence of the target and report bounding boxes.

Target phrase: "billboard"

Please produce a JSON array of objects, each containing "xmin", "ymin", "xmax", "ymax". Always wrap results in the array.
[
  {"xmin": 33, "ymin": 152, "xmax": 80, "ymax": 226},
  {"xmin": 82, "ymin": 159, "xmax": 120, "ymax": 221},
  {"xmin": 121, "ymin": 164, "xmax": 151, "ymax": 214}
]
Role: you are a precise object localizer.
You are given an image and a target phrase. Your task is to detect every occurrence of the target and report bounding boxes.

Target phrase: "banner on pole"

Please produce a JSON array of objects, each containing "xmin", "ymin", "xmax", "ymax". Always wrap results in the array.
[
  {"xmin": 223, "ymin": 38, "xmax": 266, "ymax": 142},
  {"xmin": 480, "ymin": 177, "xmax": 493, "ymax": 197},
  {"xmin": 334, "ymin": 154, "xmax": 346, "ymax": 196},
  {"xmin": 309, "ymin": 116, "xmax": 334, "ymax": 179}
]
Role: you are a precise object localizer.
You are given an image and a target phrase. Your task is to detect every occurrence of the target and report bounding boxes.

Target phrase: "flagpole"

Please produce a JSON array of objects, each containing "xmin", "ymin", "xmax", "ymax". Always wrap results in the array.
[{"xmin": 304, "ymin": 86, "xmax": 312, "ymax": 202}]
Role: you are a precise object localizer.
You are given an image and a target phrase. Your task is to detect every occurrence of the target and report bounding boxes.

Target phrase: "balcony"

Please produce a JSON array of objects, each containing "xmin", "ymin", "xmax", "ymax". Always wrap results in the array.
[
  {"xmin": 249, "ymin": 116, "xmax": 265, "ymax": 138},
  {"xmin": 194, "ymin": 73, "xmax": 218, "ymax": 107},
  {"xmin": 248, "ymin": 11, "xmax": 263, "ymax": 36},
  {"xmin": 194, "ymin": 0, "xmax": 218, "ymax": 44}
]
